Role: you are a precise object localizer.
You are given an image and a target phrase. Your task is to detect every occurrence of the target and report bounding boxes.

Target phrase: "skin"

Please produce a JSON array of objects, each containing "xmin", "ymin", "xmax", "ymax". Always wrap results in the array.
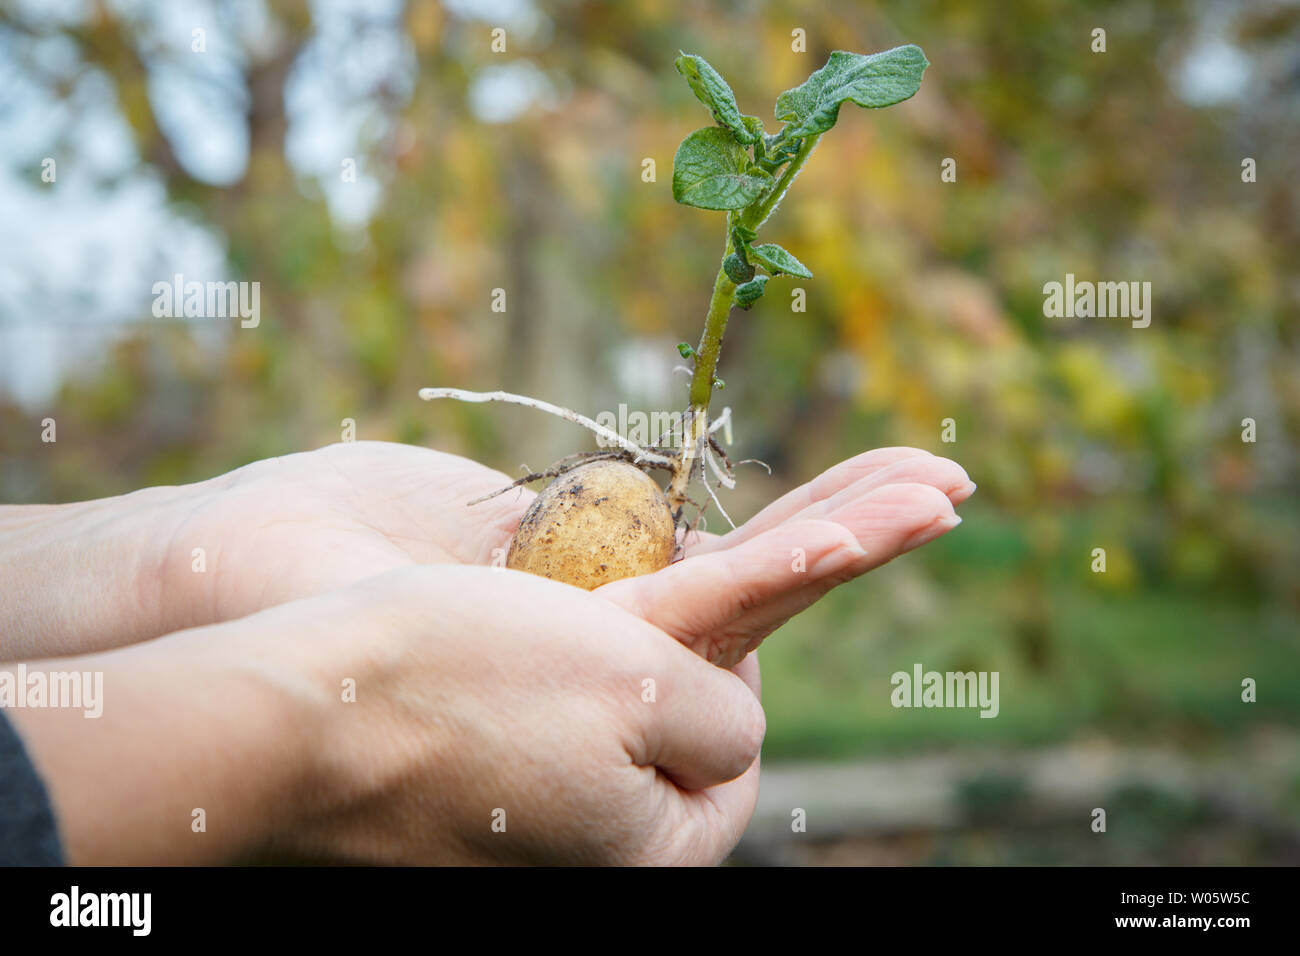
[
  {"xmin": 7, "ymin": 567, "xmax": 766, "ymax": 865},
  {"xmin": 0, "ymin": 441, "xmax": 973, "ymax": 864}
]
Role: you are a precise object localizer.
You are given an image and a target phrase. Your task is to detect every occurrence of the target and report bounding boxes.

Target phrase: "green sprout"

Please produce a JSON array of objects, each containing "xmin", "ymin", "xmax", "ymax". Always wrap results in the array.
[{"xmin": 663, "ymin": 44, "xmax": 929, "ymax": 509}]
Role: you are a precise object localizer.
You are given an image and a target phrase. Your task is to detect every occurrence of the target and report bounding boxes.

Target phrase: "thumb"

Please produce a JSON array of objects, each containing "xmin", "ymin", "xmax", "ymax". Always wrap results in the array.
[
  {"xmin": 600, "ymin": 482, "xmax": 961, "ymax": 667},
  {"xmin": 599, "ymin": 519, "xmax": 862, "ymax": 666}
]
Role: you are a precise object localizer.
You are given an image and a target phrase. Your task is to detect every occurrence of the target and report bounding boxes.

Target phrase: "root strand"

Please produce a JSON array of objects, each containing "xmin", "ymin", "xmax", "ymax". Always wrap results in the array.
[{"xmin": 419, "ymin": 387, "xmax": 673, "ymax": 466}]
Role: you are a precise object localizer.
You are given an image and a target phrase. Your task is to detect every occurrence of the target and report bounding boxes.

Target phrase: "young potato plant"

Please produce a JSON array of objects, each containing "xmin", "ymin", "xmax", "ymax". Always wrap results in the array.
[{"xmin": 421, "ymin": 45, "xmax": 928, "ymax": 590}]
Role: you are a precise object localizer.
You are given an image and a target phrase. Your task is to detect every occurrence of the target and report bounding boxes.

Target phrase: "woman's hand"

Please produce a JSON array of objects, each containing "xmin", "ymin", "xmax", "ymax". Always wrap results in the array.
[
  {"xmin": 2, "ymin": 442, "xmax": 971, "ymax": 865},
  {"xmin": 1, "ymin": 441, "xmax": 972, "ymax": 664},
  {"xmin": 162, "ymin": 442, "xmax": 971, "ymax": 663},
  {"xmin": 0, "ymin": 441, "xmax": 535, "ymax": 658},
  {"xmin": 166, "ymin": 441, "xmax": 972, "ymax": 666},
  {"xmin": 9, "ymin": 565, "xmax": 766, "ymax": 865},
  {"xmin": 602, "ymin": 446, "xmax": 975, "ymax": 666}
]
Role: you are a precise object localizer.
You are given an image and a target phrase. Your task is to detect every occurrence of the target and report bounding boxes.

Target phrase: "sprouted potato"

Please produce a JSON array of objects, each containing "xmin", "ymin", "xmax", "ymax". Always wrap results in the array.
[{"xmin": 421, "ymin": 45, "xmax": 929, "ymax": 588}]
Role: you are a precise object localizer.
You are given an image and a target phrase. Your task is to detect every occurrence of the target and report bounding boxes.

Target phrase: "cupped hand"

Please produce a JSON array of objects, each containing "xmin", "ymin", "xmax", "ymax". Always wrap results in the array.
[
  {"xmin": 17, "ymin": 564, "xmax": 766, "ymax": 866},
  {"xmin": 287, "ymin": 565, "xmax": 768, "ymax": 865},
  {"xmin": 165, "ymin": 441, "xmax": 972, "ymax": 665}
]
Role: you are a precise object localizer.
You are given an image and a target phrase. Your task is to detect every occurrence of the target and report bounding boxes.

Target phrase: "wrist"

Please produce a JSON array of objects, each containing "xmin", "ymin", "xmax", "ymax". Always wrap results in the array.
[
  {"xmin": 0, "ymin": 484, "xmax": 206, "ymax": 659},
  {"xmin": 243, "ymin": 568, "xmax": 461, "ymax": 864},
  {"xmin": 5, "ymin": 613, "xmax": 324, "ymax": 865}
]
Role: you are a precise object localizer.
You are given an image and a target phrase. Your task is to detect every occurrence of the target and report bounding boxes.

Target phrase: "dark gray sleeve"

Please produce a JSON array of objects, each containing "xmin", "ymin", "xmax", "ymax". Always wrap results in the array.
[{"xmin": 0, "ymin": 709, "xmax": 65, "ymax": 865}]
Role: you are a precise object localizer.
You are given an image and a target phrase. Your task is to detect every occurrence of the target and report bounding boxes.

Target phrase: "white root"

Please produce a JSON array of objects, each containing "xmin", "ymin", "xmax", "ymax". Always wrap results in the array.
[
  {"xmin": 418, "ymin": 387, "xmax": 674, "ymax": 467},
  {"xmin": 420, "ymin": 390, "xmax": 752, "ymax": 531},
  {"xmin": 708, "ymin": 406, "xmax": 732, "ymax": 444},
  {"xmin": 705, "ymin": 443, "xmax": 736, "ymax": 490},
  {"xmin": 698, "ymin": 438, "xmax": 736, "ymax": 529},
  {"xmin": 702, "ymin": 469, "xmax": 736, "ymax": 530}
]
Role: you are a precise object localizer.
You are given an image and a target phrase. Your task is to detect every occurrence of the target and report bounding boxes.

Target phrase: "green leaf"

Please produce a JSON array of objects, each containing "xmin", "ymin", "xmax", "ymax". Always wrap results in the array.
[
  {"xmin": 672, "ymin": 127, "xmax": 772, "ymax": 210},
  {"xmin": 763, "ymin": 132, "xmax": 802, "ymax": 167},
  {"xmin": 731, "ymin": 223, "xmax": 758, "ymax": 245},
  {"xmin": 677, "ymin": 342, "xmax": 696, "ymax": 359},
  {"xmin": 723, "ymin": 253, "xmax": 755, "ymax": 284},
  {"xmin": 675, "ymin": 53, "xmax": 761, "ymax": 145},
  {"xmin": 749, "ymin": 242, "xmax": 813, "ymax": 279},
  {"xmin": 775, "ymin": 45, "xmax": 928, "ymax": 138},
  {"xmin": 734, "ymin": 275, "xmax": 769, "ymax": 309}
]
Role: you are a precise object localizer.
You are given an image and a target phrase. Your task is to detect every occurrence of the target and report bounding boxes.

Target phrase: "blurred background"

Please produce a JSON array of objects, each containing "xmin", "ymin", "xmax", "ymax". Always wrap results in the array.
[{"xmin": 1, "ymin": 0, "xmax": 1298, "ymax": 864}]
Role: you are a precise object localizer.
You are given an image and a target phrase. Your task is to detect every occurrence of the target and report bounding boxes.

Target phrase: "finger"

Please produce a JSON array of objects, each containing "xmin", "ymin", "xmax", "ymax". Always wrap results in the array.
[
  {"xmin": 607, "ymin": 483, "xmax": 960, "ymax": 666},
  {"xmin": 621, "ymin": 637, "xmax": 766, "ymax": 791},
  {"xmin": 716, "ymin": 484, "xmax": 963, "ymax": 659},
  {"xmin": 604, "ymin": 519, "xmax": 863, "ymax": 664},
  {"xmin": 783, "ymin": 453, "xmax": 974, "ymax": 532},
  {"xmin": 687, "ymin": 447, "xmax": 942, "ymax": 556},
  {"xmin": 657, "ymin": 741, "xmax": 763, "ymax": 865},
  {"xmin": 640, "ymin": 652, "xmax": 763, "ymax": 865}
]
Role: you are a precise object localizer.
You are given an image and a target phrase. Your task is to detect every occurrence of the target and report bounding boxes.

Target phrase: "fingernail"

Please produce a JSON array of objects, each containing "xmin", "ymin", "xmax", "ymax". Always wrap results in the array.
[{"xmin": 902, "ymin": 513, "xmax": 962, "ymax": 552}]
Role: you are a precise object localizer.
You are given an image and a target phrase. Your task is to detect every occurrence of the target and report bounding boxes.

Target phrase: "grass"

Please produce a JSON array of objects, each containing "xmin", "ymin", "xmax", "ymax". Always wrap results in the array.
[{"xmin": 759, "ymin": 506, "xmax": 1300, "ymax": 760}]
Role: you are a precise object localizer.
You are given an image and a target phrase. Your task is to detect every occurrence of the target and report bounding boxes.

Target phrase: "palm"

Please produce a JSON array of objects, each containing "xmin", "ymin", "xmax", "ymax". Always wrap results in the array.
[
  {"xmin": 183, "ymin": 441, "xmax": 973, "ymax": 665},
  {"xmin": 174, "ymin": 442, "xmax": 525, "ymax": 622}
]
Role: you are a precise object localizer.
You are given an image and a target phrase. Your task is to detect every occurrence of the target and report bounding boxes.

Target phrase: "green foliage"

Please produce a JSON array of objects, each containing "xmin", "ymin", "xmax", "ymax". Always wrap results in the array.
[
  {"xmin": 734, "ymin": 274, "xmax": 769, "ymax": 309},
  {"xmin": 673, "ymin": 45, "xmax": 927, "ymax": 230},
  {"xmin": 673, "ymin": 46, "xmax": 926, "ymax": 410},
  {"xmin": 723, "ymin": 252, "xmax": 756, "ymax": 283},
  {"xmin": 730, "ymin": 222, "xmax": 758, "ymax": 244},
  {"xmin": 775, "ymin": 46, "xmax": 929, "ymax": 137},
  {"xmin": 671, "ymin": 127, "xmax": 771, "ymax": 210},
  {"xmin": 749, "ymin": 242, "xmax": 813, "ymax": 279},
  {"xmin": 674, "ymin": 52, "xmax": 761, "ymax": 145}
]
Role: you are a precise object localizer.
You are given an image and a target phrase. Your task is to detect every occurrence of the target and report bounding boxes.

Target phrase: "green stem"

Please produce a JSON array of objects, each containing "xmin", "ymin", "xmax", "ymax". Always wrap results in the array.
[
  {"xmin": 669, "ymin": 233, "xmax": 734, "ymax": 512},
  {"xmin": 687, "ymin": 235, "xmax": 737, "ymax": 410},
  {"xmin": 670, "ymin": 132, "xmax": 822, "ymax": 513},
  {"xmin": 686, "ymin": 132, "xmax": 822, "ymax": 416},
  {"xmin": 741, "ymin": 132, "xmax": 820, "ymax": 233}
]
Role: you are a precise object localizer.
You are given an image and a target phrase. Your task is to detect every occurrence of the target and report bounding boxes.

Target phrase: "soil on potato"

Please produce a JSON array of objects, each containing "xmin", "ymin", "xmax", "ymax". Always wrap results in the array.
[{"xmin": 506, "ymin": 459, "xmax": 675, "ymax": 589}]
